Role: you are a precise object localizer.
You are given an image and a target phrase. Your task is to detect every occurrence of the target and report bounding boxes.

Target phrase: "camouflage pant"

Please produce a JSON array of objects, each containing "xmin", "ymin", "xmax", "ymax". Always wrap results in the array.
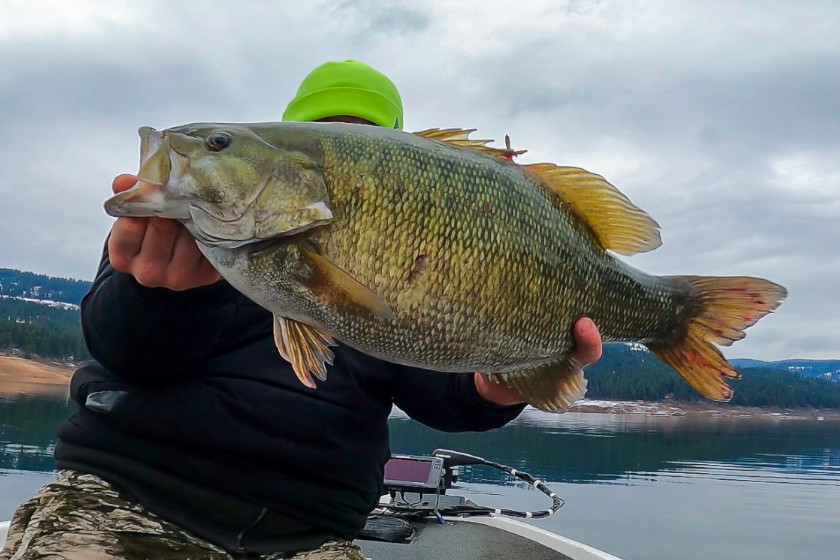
[{"xmin": 0, "ymin": 471, "xmax": 365, "ymax": 560}]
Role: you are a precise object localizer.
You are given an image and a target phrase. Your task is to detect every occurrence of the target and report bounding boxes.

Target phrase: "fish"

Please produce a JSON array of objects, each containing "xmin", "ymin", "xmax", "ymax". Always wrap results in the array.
[{"xmin": 104, "ymin": 122, "xmax": 787, "ymax": 412}]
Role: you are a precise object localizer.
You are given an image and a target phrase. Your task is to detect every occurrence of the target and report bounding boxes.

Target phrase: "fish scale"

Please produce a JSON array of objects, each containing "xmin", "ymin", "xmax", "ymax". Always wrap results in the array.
[
  {"xmin": 306, "ymin": 130, "xmax": 677, "ymax": 367},
  {"xmin": 104, "ymin": 122, "xmax": 786, "ymax": 411}
]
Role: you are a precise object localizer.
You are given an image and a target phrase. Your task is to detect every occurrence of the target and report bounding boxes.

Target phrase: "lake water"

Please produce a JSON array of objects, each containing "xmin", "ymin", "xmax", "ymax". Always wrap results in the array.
[{"xmin": 2, "ymin": 389, "xmax": 839, "ymax": 560}]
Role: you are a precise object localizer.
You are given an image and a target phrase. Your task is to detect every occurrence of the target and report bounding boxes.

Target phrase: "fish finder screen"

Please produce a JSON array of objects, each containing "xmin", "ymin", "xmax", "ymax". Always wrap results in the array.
[{"xmin": 384, "ymin": 458, "xmax": 434, "ymax": 484}]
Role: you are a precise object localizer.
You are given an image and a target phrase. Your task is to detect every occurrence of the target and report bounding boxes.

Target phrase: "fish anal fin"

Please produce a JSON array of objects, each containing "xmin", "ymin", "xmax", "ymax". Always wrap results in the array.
[
  {"xmin": 492, "ymin": 358, "xmax": 588, "ymax": 413},
  {"xmin": 525, "ymin": 164, "xmax": 661, "ymax": 255},
  {"xmin": 649, "ymin": 276, "xmax": 787, "ymax": 401},
  {"xmin": 273, "ymin": 315, "xmax": 336, "ymax": 389},
  {"xmin": 299, "ymin": 246, "xmax": 395, "ymax": 320},
  {"xmin": 414, "ymin": 128, "xmax": 526, "ymax": 161}
]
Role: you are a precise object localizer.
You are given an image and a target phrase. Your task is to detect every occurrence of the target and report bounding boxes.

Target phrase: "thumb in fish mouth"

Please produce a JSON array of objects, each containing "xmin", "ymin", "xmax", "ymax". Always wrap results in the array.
[
  {"xmin": 104, "ymin": 181, "xmax": 191, "ymax": 219},
  {"xmin": 104, "ymin": 127, "xmax": 190, "ymax": 219}
]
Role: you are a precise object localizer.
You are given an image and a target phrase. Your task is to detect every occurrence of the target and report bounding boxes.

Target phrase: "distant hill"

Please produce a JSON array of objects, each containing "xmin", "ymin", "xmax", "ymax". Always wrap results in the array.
[
  {"xmin": 731, "ymin": 358, "xmax": 840, "ymax": 382},
  {"xmin": 585, "ymin": 343, "xmax": 840, "ymax": 408},
  {"xmin": 0, "ymin": 297, "xmax": 88, "ymax": 361},
  {"xmin": 0, "ymin": 269, "xmax": 91, "ymax": 360},
  {"xmin": 1, "ymin": 267, "xmax": 839, "ymax": 407},
  {"xmin": 0, "ymin": 268, "xmax": 91, "ymax": 305}
]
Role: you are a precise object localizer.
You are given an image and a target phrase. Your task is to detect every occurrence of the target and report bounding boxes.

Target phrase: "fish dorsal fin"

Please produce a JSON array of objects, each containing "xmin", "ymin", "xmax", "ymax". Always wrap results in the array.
[
  {"xmin": 414, "ymin": 128, "xmax": 526, "ymax": 161},
  {"xmin": 525, "ymin": 164, "xmax": 662, "ymax": 255}
]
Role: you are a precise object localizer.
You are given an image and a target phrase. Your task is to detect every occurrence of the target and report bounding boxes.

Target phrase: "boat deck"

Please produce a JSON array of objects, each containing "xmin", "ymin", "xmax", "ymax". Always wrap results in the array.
[{"xmin": 357, "ymin": 518, "xmax": 576, "ymax": 560}]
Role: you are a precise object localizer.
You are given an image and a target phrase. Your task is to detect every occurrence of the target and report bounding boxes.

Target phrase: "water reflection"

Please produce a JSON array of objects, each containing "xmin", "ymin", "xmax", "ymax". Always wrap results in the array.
[
  {"xmin": 0, "ymin": 391, "xmax": 73, "ymax": 472},
  {"xmin": 388, "ymin": 408, "xmax": 840, "ymax": 485},
  {"xmin": 388, "ymin": 407, "xmax": 840, "ymax": 560},
  {"xmin": 2, "ymin": 390, "xmax": 839, "ymax": 560},
  {"xmin": 2, "ymin": 391, "xmax": 838, "ymax": 486}
]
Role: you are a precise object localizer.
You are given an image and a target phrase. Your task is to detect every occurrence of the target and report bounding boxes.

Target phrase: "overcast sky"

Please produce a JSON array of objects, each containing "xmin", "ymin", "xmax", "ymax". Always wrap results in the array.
[{"xmin": 0, "ymin": 0, "xmax": 837, "ymax": 361}]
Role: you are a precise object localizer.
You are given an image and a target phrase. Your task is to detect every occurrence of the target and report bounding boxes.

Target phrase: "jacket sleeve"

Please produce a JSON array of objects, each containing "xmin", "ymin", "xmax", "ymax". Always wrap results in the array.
[
  {"xmin": 392, "ymin": 366, "xmax": 525, "ymax": 432},
  {"xmin": 81, "ymin": 240, "xmax": 245, "ymax": 383}
]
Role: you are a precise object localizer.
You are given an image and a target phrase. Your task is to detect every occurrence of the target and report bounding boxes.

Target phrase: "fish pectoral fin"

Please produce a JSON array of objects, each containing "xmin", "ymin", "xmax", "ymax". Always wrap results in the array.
[
  {"xmin": 273, "ymin": 315, "xmax": 336, "ymax": 389},
  {"xmin": 414, "ymin": 128, "xmax": 526, "ymax": 161},
  {"xmin": 524, "ymin": 164, "xmax": 662, "ymax": 255},
  {"xmin": 299, "ymin": 246, "xmax": 396, "ymax": 320},
  {"xmin": 493, "ymin": 358, "xmax": 588, "ymax": 413}
]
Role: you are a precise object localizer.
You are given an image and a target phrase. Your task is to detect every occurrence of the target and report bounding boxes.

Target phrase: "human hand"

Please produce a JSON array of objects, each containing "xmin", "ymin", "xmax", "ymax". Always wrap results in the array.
[
  {"xmin": 107, "ymin": 174, "xmax": 220, "ymax": 290},
  {"xmin": 474, "ymin": 317, "xmax": 602, "ymax": 406}
]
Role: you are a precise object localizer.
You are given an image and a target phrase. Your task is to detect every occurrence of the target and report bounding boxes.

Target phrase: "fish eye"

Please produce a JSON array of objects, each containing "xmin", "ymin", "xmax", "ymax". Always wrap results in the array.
[{"xmin": 206, "ymin": 132, "xmax": 232, "ymax": 151}]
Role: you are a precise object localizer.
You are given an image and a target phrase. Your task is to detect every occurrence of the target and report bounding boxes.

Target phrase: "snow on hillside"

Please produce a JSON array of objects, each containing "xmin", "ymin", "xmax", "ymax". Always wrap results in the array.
[{"xmin": 0, "ymin": 294, "xmax": 80, "ymax": 311}]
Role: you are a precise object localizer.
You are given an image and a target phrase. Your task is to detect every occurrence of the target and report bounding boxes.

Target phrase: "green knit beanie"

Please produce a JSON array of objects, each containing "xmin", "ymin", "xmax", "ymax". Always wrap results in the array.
[{"xmin": 282, "ymin": 59, "xmax": 403, "ymax": 130}]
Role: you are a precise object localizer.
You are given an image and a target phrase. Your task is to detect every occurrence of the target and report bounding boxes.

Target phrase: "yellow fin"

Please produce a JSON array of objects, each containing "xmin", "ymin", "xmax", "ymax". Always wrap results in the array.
[
  {"xmin": 300, "ymin": 246, "xmax": 395, "ymax": 320},
  {"xmin": 648, "ymin": 276, "xmax": 787, "ymax": 401},
  {"xmin": 414, "ymin": 128, "xmax": 526, "ymax": 161},
  {"xmin": 492, "ymin": 358, "xmax": 588, "ymax": 413},
  {"xmin": 273, "ymin": 315, "xmax": 336, "ymax": 389},
  {"xmin": 525, "ymin": 164, "xmax": 661, "ymax": 255}
]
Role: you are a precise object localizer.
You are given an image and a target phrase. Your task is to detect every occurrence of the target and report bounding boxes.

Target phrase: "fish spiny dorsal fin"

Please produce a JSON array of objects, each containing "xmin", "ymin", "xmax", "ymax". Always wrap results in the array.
[
  {"xmin": 525, "ymin": 164, "xmax": 662, "ymax": 255},
  {"xmin": 414, "ymin": 128, "xmax": 526, "ymax": 161}
]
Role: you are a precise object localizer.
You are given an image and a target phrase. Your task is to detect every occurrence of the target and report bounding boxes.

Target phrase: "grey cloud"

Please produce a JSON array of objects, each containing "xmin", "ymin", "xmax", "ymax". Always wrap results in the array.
[
  {"xmin": 479, "ymin": 50, "xmax": 840, "ymax": 165},
  {"xmin": 332, "ymin": 1, "xmax": 431, "ymax": 41},
  {"xmin": 0, "ymin": 0, "xmax": 836, "ymax": 360}
]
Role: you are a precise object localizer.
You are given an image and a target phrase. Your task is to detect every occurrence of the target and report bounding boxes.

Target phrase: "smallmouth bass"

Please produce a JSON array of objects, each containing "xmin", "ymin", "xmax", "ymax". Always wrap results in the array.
[{"xmin": 104, "ymin": 123, "xmax": 786, "ymax": 412}]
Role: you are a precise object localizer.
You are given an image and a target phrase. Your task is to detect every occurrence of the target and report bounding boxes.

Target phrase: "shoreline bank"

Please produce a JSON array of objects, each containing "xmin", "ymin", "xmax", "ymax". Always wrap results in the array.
[
  {"xmin": 565, "ymin": 399, "xmax": 840, "ymax": 421},
  {"xmin": 0, "ymin": 355, "xmax": 74, "ymax": 392},
  {"xmin": 3, "ymin": 356, "xmax": 839, "ymax": 420}
]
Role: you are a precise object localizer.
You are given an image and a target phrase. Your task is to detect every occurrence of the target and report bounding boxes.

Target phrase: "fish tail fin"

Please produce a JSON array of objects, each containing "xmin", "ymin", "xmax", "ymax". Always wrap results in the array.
[{"xmin": 648, "ymin": 276, "xmax": 786, "ymax": 401}]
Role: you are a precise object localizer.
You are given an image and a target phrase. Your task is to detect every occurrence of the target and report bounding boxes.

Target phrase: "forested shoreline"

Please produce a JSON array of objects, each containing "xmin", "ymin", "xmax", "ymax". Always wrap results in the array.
[
  {"xmin": 0, "ymin": 298, "xmax": 88, "ymax": 360},
  {"xmin": 0, "ymin": 269, "xmax": 90, "ymax": 361},
  {"xmin": 0, "ymin": 268, "xmax": 89, "ymax": 305},
  {"xmin": 584, "ymin": 344, "xmax": 840, "ymax": 409},
  {"xmin": 1, "ymin": 268, "xmax": 838, "ymax": 408}
]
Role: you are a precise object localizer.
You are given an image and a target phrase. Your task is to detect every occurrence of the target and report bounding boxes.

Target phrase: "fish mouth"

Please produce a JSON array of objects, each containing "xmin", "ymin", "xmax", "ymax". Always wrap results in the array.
[
  {"xmin": 104, "ymin": 127, "xmax": 259, "ymax": 239},
  {"xmin": 105, "ymin": 126, "xmax": 328, "ymax": 248},
  {"xmin": 137, "ymin": 127, "xmax": 190, "ymax": 187},
  {"xmin": 103, "ymin": 127, "xmax": 191, "ymax": 220},
  {"xmin": 136, "ymin": 126, "xmax": 170, "ymax": 185}
]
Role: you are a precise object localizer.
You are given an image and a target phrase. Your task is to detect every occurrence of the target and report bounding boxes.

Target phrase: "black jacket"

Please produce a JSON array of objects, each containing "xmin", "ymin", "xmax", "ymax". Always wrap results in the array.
[{"xmin": 55, "ymin": 244, "xmax": 524, "ymax": 552}]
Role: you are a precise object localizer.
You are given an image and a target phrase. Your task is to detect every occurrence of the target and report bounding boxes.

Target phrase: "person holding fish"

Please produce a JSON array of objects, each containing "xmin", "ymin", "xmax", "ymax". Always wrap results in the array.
[{"xmin": 0, "ymin": 60, "xmax": 604, "ymax": 559}]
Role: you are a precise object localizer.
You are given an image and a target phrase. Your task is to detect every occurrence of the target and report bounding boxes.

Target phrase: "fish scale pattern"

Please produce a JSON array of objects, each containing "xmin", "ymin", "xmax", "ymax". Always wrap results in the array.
[
  {"xmin": 294, "ymin": 127, "xmax": 688, "ymax": 372},
  {"xmin": 107, "ymin": 122, "xmax": 785, "ymax": 407}
]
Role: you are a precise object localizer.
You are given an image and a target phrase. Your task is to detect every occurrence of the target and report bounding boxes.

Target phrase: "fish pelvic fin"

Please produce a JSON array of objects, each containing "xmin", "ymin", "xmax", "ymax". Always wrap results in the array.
[
  {"xmin": 299, "ymin": 246, "xmax": 395, "ymax": 320},
  {"xmin": 524, "ymin": 164, "xmax": 661, "ymax": 255},
  {"xmin": 414, "ymin": 128, "xmax": 527, "ymax": 161},
  {"xmin": 492, "ymin": 358, "xmax": 588, "ymax": 413},
  {"xmin": 648, "ymin": 276, "xmax": 787, "ymax": 401},
  {"xmin": 273, "ymin": 315, "xmax": 336, "ymax": 389}
]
